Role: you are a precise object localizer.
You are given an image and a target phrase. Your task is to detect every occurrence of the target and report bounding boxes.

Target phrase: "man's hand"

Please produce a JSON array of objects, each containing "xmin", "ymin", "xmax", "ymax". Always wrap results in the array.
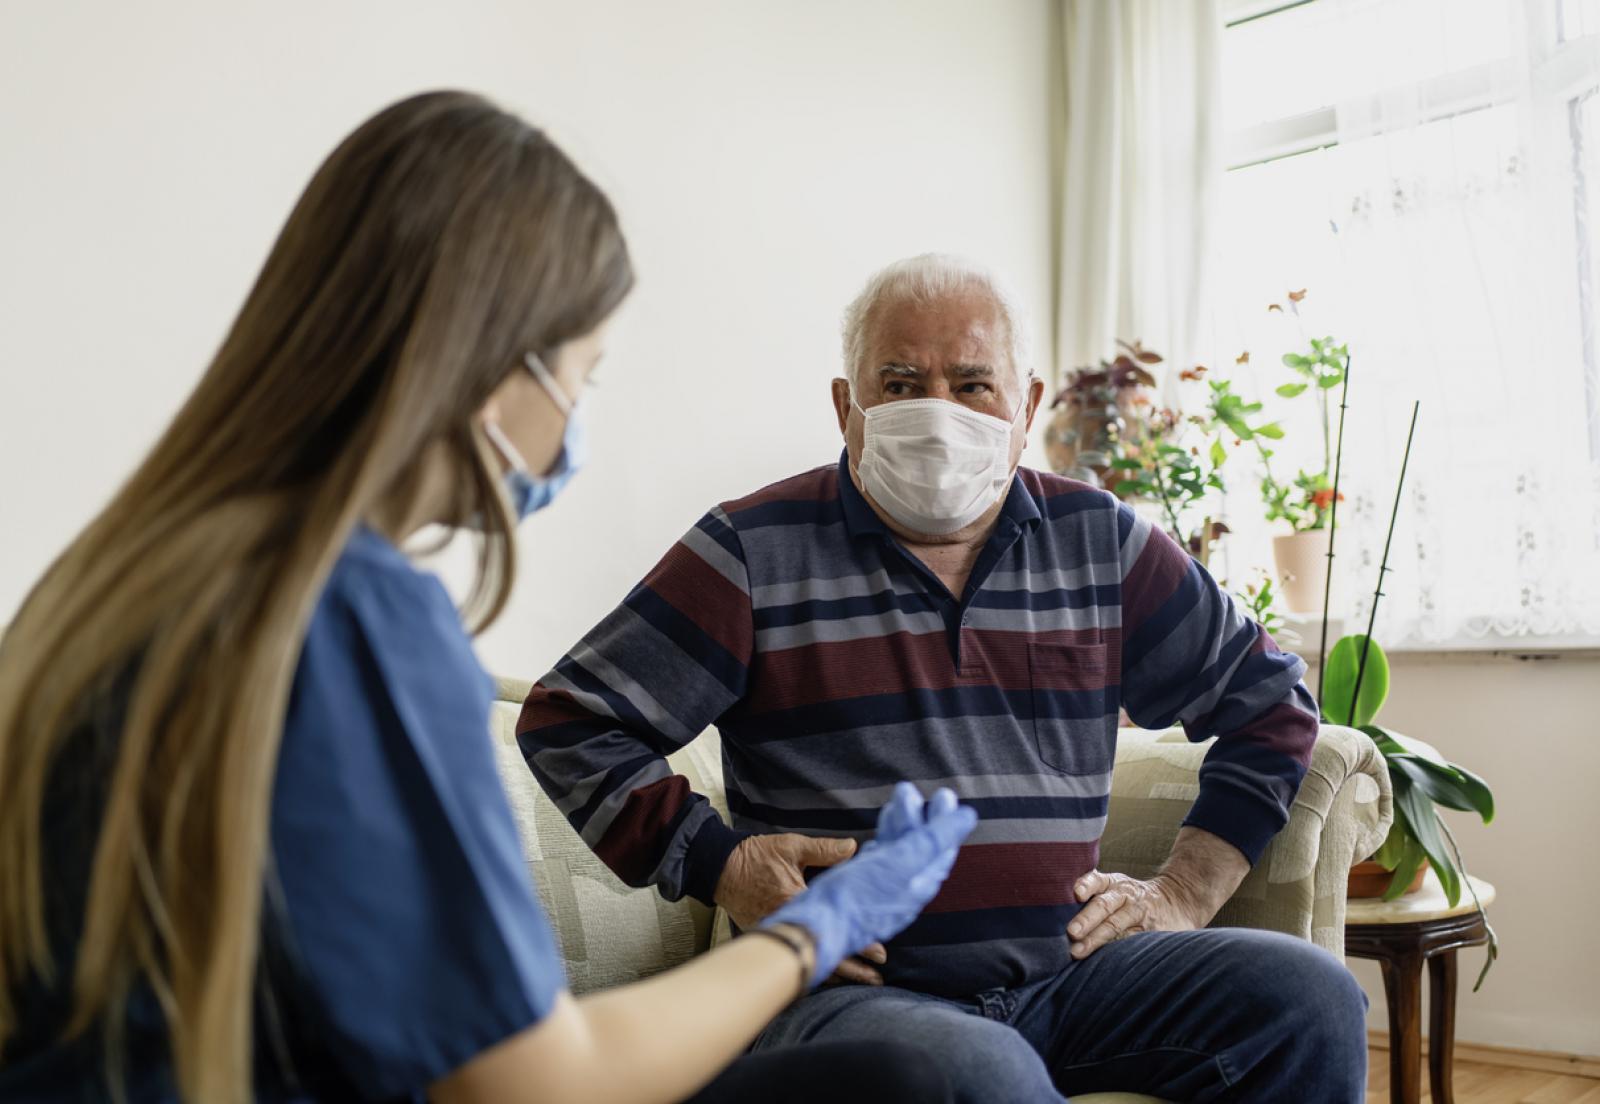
[
  {"xmin": 1066, "ymin": 826, "xmax": 1251, "ymax": 959},
  {"xmin": 714, "ymin": 833, "xmax": 888, "ymax": 985}
]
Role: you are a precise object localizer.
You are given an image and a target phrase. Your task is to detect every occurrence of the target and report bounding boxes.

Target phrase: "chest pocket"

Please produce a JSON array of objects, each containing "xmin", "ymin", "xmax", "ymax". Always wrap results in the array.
[{"xmin": 1029, "ymin": 642, "xmax": 1114, "ymax": 776}]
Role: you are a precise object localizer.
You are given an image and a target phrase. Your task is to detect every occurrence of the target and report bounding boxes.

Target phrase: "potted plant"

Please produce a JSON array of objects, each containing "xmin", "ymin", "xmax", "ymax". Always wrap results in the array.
[
  {"xmin": 1043, "ymin": 340, "xmax": 1159, "ymax": 484},
  {"xmin": 1260, "ymin": 323, "xmax": 1348, "ymax": 612}
]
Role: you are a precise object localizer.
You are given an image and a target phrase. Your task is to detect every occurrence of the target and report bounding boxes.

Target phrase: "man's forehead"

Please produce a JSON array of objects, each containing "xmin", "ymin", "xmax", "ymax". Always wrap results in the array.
[{"xmin": 870, "ymin": 293, "xmax": 1007, "ymax": 363}]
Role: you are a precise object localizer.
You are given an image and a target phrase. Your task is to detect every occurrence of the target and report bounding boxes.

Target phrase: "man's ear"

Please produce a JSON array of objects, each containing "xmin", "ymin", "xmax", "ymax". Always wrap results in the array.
[
  {"xmin": 831, "ymin": 377, "xmax": 852, "ymax": 436},
  {"xmin": 1023, "ymin": 374, "xmax": 1047, "ymax": 431}
]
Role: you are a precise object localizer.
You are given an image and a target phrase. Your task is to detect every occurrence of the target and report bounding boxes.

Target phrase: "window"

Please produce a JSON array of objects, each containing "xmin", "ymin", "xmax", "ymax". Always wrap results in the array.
[{"xmin": 1213, "ymin": 0, "xmax": 1600, "ymax": 647}]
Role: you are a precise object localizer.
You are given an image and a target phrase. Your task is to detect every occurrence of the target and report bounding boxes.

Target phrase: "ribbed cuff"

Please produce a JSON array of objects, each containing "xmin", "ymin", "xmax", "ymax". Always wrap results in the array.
[
  {"xmin": 1180, "ymin": 781, "xmax": 1289, "ymax": 867},
  {"xmin": 682, "ymin": 816, "xmax": 752, "ymax": 907}
]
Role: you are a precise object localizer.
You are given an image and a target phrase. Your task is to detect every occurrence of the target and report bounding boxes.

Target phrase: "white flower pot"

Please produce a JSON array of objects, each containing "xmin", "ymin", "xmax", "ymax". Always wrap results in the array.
[{"xmin": 1273, "ymin": 530, "xmax": 1335, "ymax": 614}]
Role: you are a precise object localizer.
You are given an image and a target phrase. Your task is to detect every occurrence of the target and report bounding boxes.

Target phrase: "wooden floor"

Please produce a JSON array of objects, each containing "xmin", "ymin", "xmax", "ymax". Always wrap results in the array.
[{"xmin": 1366, "ymin": 1051, "xmax": 1600, "ymax": 1102}]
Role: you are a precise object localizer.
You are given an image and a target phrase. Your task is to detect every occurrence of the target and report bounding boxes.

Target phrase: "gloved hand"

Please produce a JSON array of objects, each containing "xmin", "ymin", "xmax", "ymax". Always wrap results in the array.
[{"xmin": 761, "ymin": 783, "xmax": 975, "ymax": 987}]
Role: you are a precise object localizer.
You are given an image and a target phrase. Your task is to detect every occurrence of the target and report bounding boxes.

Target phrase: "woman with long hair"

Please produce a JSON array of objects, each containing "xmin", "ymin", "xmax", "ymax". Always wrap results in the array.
[{"xmin": 0, "ymin": 91, "xmax": 973, "ymax": 1104}]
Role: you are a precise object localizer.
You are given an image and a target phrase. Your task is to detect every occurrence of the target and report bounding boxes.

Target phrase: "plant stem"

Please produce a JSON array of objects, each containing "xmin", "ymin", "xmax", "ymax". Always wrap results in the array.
[
  {"xmin": 1316, "ymin": 356, "xmax": 1350, "ymax": 707},
  {"xmin": 1437, "ymin": 816, "xmax": 1498, "ymax": 991},
  {"xmin": 1150, "ymin": 459, "xmax": 1186, "ymax": 548},
  {"xmin": 1350, "ymin": 401, "xmax": 1420, "ymax": 720}
]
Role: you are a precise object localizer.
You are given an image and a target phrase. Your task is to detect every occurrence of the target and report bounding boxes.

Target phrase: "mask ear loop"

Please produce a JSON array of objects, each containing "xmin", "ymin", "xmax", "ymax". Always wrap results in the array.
[
  {"xmin": 481, "ymin": 418, "xmax": 529, "ymax": 475},
  {"xmin": 525, "ymin": 351, "xmax": 576, "ymax": 417}
]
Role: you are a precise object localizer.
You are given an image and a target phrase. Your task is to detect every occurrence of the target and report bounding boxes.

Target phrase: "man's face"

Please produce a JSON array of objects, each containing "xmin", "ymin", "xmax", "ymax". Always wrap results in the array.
[{"xmin": 832, "ymin": 289, "xmax": 1041, "ymax": 480}]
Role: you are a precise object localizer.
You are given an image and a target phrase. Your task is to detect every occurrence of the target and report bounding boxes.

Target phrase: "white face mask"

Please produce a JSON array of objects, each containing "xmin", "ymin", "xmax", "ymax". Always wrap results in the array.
[{"xmin": 853, "ymin": 390, "xmax": 1028, "ymax": 535}]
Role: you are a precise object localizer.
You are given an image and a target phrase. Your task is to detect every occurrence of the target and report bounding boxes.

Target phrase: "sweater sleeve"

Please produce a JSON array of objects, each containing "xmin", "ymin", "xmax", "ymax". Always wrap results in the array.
[
  {"xmin": 516, "ymin": 507, "xmax": 754, "ymax": 905},
  {"xmin": 1115, "ymin": 502, "xmax": 1319, "ymax": 865}
]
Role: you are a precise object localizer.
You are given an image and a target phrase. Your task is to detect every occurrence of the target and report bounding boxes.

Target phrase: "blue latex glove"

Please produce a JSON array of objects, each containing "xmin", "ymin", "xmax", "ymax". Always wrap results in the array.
[{"xmin": 761, "ymin": 784, "xmax": 975, "ymax": 987}]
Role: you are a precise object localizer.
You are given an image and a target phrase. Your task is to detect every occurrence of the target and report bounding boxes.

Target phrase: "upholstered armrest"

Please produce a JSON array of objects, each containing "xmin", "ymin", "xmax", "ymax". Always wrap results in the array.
[{"xmin": 1099, "ymin": 725, "xmax": 1393, "ymax": 958}]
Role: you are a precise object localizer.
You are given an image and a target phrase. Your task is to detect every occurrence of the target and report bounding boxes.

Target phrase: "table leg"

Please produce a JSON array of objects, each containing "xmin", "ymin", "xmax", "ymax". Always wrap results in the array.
[
  {"xmin": 1428, "ymin": 951, "xmax": 1459, "ymax": 1104},
  {"xmin": 1377, "ymin": 949, "xmax": 1424, "ymax": 1104}
]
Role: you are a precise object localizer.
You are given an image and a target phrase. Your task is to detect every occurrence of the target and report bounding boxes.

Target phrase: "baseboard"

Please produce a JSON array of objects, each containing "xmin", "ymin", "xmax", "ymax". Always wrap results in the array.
[{"xmin": 1366, "ymin": 1030, "xmax": 1600, "ymax": 1079}]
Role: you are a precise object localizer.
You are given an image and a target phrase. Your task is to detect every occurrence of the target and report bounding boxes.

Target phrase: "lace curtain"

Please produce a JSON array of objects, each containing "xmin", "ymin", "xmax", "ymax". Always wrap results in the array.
[{"xmin": 1213, "ymin": 0, "xmax": 1600, "ymax": 647}]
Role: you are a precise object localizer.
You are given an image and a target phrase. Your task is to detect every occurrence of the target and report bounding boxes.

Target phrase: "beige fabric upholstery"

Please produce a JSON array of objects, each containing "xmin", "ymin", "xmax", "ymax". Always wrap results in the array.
[
  {"xmin": 491, "ymin": 677, "xmax": 1391, "ymax": 1103},
  {"xmin": 1101, "ymin": 724, "xmax": 1392, "ymax": 958}
]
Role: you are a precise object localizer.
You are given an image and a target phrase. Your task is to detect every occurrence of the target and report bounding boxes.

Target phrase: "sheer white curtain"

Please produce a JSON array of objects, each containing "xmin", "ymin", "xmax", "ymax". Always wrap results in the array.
[
  {"xmin": 1215, "ymin": 0, "xmax": 1600, "ymax": 647},
  {"xmin": 1055, "ymin": 0, "xmax": 1223, "ymax": 400}
]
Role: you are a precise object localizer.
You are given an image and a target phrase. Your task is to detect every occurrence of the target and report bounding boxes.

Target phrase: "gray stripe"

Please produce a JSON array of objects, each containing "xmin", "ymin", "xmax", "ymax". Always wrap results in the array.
[
  {"xmin": 681, "ymin": 522, "xmax": 749, "ymax": 593},
  {"xmin": 578, "ymin": 758, "xmax": 673, "ymax": 847},
  {"xmin": 565, "ymin": 639, "xmax": 697, "ymax": 743},
  {"xmin": 1118, "ymin": 509, "xmax": 1153, "ymax": 575},
  {"xmin": 726, "ymin": 813, "xmax": 1106, "ymax": 845},
  {"xmin": 755, "ymin": 608, "xmax": 946, "ymax": 650},
  {"xmin": 962, "ymin": 604, "xmax": 1114, "ymax": 632},
  {"xmin": 983, "ymin": 559, "xmax": 1121, "ymax": 594},
  {"xmin": 736, "ymin": 771, "xmax": 1112, "ymax": 810},
  {"xmin": 750, "ymin": 567, "xmax": 899, "ymax": 607}
]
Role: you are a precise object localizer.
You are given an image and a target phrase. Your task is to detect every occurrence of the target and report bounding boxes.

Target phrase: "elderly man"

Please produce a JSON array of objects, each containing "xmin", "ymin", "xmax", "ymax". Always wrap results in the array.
[{"xmin": 518, "ymin": 255, "xmax": 1367, "ymax": 1103}]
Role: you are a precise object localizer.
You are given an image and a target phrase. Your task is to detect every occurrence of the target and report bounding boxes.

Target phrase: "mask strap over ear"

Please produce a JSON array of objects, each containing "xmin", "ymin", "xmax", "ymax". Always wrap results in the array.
[{"xmin": 481, "ymin": 418, "xmax": 529, "ymax": 475}]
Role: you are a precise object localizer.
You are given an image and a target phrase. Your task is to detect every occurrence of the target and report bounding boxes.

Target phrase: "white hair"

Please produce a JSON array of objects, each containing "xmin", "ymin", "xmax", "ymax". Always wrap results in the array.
[{"xmin": 840, "ymin": 253, "xmax": 1032, "ymax": 388}]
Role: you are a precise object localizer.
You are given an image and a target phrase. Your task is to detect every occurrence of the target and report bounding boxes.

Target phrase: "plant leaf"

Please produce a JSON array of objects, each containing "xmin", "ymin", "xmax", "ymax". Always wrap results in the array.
[
  {"xmin": 1256, "ymin": 422, "xmax": 1285, "ymax": 439},
  {"xmin": 1381, "ymin": 806, "xmax": 1428, "ymax": 900},
  {"xmin": 1387, "ymin": 755, "xmax": 1478, "ymax": 815},
  {"xmin": 1275, "ymin": 382, "xmax": 1309, "ymax": 398},
  {"xmin": 1321, "ymin": 635, "xmax": 1390, "ymax": 727},
  {"xmin": 1449, "ymin": 763, "xmax": 1496, "ymax": 825},
  {"xmin": 1393, "ymin": 775, "xmax": 1461, "ymax": 906}
]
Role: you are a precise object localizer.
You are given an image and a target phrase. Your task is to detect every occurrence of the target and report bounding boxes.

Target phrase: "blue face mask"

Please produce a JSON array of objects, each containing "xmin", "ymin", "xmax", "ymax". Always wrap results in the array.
[{"xmin": 483, "ymin": 352, "xmax": 587, "ymax": 522}]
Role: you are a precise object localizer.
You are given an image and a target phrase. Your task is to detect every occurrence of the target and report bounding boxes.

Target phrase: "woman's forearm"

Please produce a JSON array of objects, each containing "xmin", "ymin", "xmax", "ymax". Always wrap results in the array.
[{"xmin": 431, "ymin": 926, "xmax": 814, "ymax": 1104}]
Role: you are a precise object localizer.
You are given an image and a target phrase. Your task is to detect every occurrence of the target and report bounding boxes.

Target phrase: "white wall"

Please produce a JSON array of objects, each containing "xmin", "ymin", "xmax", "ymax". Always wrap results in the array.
[
  {"xmin": 0, "ymin": 0, "xmax": 1055, "ymax": 673},
  {"xmin": 1313, "ymin": 651, "xmax": 1600, "ymax": 1058}
]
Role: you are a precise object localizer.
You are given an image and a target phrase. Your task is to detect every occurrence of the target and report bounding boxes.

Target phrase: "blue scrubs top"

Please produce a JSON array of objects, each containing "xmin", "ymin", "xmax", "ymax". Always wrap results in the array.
[{"xmin": 0, "ymin": 527, "xmax": 567, "ymax": 1101}]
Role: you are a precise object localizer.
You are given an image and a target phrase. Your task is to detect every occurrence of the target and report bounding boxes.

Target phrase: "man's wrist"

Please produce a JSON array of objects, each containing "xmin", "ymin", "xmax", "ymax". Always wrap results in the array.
[{"xmin": 685, "ymin": 817, "xmax": 753, "ymax": 907}]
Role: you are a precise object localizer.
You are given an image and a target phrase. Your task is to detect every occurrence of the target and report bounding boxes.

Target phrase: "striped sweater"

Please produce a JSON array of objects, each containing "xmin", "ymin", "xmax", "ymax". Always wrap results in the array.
[{"xmin": 517, "ymin": 454, "xmax": 1318, "ymax": 996}]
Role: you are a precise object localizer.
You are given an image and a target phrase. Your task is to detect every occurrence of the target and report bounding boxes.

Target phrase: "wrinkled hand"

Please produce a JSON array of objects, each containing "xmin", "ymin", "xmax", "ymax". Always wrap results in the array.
[
  {"xmin": 763, "ymin": 784, "xmax": 976, "ymax": 987},
  {"xmin": 1065, "ymin": 870, "xmax": 1205, "ymax": 959},
  {"xmin": 715, "ymin": 832, "xmax": 888, "ymax": 984}
]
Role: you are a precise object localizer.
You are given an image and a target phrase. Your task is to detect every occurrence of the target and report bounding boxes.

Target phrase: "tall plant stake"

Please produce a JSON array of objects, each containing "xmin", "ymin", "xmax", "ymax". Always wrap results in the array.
[
  {"xmin": 1349, "ymin": 401, "xmax": 1420, "ymax": 717},
  {"xmin": 1315, "ymin": 357, "xmax": 1351, "ymax": 705}
]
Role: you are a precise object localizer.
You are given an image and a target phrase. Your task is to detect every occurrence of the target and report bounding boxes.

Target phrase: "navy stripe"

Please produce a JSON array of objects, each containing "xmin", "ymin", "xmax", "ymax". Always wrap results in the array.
[
  {"xmin": 752, "ymin": 589, "xmax": 943, "ymax": 630},
  {"xmin": 725, "ymin": 498, "xmax": 844, "ymax": 531},
  {"xmin": 1043, "ymin": 488, "xmax": 1115, "ymax": 521},
  {"xmin": 694, "ymin": 514, "xmax": 744, "ymax": 561},
  {"xmin": 970, "ymin": 582, "xmax": 1121, "ymax": 612},
  {"xmin": 1124, "ymin": 556, "xmax": 1208, "ymax": 664},
  {"xmin": 570, "ymin": 752, "xmax": 666, "ymax": 832},
  {"xmin": 622, "ymin": 585, "xmax": 747, "ymax": 696},
  {"xmin": 741, "ymin": 685, "xmax": 1115, "ymax": 739}
]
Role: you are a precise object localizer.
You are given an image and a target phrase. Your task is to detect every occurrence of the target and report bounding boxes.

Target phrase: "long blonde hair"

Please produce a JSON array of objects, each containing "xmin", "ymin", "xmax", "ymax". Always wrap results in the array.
[{"xmin": 0, "ymin": 90, "xmax": 632, "ymax": 1101}]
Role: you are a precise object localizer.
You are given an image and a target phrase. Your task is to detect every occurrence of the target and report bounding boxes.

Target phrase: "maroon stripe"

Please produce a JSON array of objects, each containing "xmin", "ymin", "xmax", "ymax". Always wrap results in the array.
[
  {"xmin": 517, "ymin": 686, "xmax": 587, "ymax": 734},
  {"xmin": 1121, "ymin": 528, "xmax": 1189, "ymax": 638},
  {"xmin": 1234, "ymin": 700, "xmax": 1318, "ymax": 767},
  {"xmin": 745, "ymin": 627, "xmax": 1111, "ymax": 714},
  {"xmin": 593, "ymin": 774, "xmax": 692, "ymax": 884},
  {"xmin": 723, "ymin": 466, "xmax": 837, "ymax": 511},
  {"xmin": 642, "ymin": 542, "xmax": 753, "ymax": 661},
  {"xmin": 923, "ymin": 841, "xmax": 1100, "ymax": 914}
]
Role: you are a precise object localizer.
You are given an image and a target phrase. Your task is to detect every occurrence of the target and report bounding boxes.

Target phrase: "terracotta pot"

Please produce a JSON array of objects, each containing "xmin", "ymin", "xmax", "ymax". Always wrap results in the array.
[
  {"xmin": 1347, "ymin": 859, "xmax": 1426, "ymax": 899},
  {"xmin": 1272, "ymin": 530, "xmax": 1335, "ymax": 614}
]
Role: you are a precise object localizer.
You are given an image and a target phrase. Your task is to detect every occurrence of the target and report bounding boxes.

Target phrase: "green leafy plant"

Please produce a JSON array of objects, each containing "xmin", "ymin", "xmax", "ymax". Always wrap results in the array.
[
  {"xmin": 1110, "ymin": 372, "xmax": 1279, "ymax": 566},
  {"xmin": 1232, "ymin": 570, "xmax": 1286, "ymax": 636},
  {"xmin": 1254, "ymin": 294, "xmax": 1348, "ymax": 532}
]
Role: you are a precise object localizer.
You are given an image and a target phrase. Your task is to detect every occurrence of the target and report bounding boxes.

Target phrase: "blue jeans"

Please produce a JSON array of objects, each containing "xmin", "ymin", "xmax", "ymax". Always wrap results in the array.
[{"xmin": 752, "ymin": 928, "xmax": 1368, "ymax": 1103}]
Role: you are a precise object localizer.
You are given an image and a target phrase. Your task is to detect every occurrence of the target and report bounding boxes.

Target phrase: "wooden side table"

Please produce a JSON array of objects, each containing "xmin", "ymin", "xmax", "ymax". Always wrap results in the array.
[{"xmin": 1345, "ymin": 871, "xmax": 1496, "ymax": 1104}]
